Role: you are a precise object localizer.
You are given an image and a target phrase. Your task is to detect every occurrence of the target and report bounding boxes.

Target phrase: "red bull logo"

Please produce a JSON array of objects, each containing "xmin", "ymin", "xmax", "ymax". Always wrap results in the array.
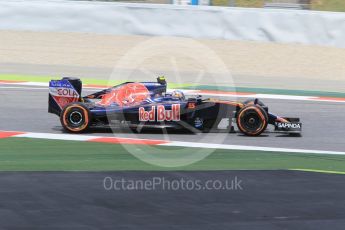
[
  {"xmin": 139, "ymin": 104, "xmax": 180, "ymax": 122},
  {"xmin": 139, "ymin": 106, "xmax": 156, "ymax": 122}
]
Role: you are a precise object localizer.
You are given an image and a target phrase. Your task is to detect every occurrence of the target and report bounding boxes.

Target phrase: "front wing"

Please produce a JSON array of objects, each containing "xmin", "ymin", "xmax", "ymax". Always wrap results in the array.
[{"xmin": 274, "ymin": 118, "xmax": 302, "ymax": 134}]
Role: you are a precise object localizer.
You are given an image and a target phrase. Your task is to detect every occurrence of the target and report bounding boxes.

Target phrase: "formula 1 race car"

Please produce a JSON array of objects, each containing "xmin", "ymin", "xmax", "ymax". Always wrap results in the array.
[{"xmin": 48, "ymin": 77, "xmax": 302, "ymax": 136}]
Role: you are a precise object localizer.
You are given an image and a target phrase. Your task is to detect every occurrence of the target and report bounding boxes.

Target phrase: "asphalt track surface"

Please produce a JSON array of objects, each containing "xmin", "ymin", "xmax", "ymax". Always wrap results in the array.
[
  {"xmin": 1, "ymin": 84, "xmax": 345, "ymax": 151},
  {"xmin": 0, "ymin": 170, "xmax": 344, "ymax": 230}
]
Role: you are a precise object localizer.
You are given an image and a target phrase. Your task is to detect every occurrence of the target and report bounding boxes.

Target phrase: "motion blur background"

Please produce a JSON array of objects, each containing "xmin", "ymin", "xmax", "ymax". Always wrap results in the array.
[{"xmin": 79, "ymin": 0, "xmax": 345, "ymax": 12}]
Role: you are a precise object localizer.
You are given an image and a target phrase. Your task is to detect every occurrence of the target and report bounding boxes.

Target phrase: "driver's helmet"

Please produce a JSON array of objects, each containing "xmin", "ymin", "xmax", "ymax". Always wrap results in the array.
[{"xmin": 171, "ymin": 90, "xmax": 185, "ymax": 100}]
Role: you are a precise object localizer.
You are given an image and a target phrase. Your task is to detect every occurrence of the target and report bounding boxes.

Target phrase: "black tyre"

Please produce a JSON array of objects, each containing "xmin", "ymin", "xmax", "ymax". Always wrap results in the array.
[
  {"xmin": 243, "ymin": 98, "xmax": 266, "ymax": 107},
  {"xmin": 60, "ymin": 103, "xmax": 91, "ymax": 133},
  {"xmin": 237, "ymin": 105, "xmax": 268, "ymax": 136}
]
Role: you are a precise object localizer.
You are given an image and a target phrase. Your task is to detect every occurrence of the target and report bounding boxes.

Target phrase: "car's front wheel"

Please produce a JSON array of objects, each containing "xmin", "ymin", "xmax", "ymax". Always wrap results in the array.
[
  {"xmin": 60, "ymin": 103, "xmax": 91, "ymax": 133},
  {"xmin": 236, "ymin": 105, "xmax": 268, "ymax": 136}
]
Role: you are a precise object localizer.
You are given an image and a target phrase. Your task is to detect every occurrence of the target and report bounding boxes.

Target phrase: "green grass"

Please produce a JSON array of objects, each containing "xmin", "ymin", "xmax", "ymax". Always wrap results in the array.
[
  {"xmin": 1, "ymin": 138, "xmax": 345, "ymax": 172},
  {"xmin": 0, "ymin": 73, "xmax": 120, "ymax": 86},
  {"xmin": 0, "ymin": 74, "xmax": 192, "ymax": 89},
  {"xmin": 186, "ymin": 85, "xmax": 345, "ymax": 98},
  {"xmin": 211, "ymin": 0, "xmax": 345, "ymax": 12},
  {"xmin": 311, "ymin": 0, "xmax": 345, "ymax": 12},
  {"xmin": 212, "ymin": 0, "xmax": 263, "ymax": 7}
]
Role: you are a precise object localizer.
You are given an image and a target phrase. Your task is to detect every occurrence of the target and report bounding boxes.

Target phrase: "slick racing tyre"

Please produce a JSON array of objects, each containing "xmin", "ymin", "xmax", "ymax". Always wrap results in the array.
[
  {"xmin": 60, "ymin": 103, "xmax": 91, "ymax": 133},
  {"xmin": 237, "ymin": 105, "xmax": 268, "ymax": 136},
  {"xmin": 243, "ymin": 98, "xmax": 265, "ymax": 107}
]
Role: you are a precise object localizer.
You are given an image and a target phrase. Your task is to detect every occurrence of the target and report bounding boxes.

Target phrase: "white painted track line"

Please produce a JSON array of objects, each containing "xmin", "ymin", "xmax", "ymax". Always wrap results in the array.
[
  {"xmin": 159, "ymin": 141, "xmax": 345, "ymax": 155},
  {"xmin": 2, "ymin": 131, "xmax": 345, "ymax": 156}
]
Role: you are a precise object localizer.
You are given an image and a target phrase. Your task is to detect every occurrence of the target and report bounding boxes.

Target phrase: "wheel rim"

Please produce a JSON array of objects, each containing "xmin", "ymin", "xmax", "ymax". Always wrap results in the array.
[
  {"xmin": 62, "ymin": 105, "xmax": 89, "ymax": 132},
  {"xmin": 69, "ymin": 111, "xmax": 83, "ymax": 125},
  {"xmin": 241, "ymin": 111, "xmax": 263, "ymax": 132}
]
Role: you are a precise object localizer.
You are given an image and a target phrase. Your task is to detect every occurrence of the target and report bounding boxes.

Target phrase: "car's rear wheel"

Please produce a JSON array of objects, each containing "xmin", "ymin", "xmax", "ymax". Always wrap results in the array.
[
  {"xmin": 237, "ymin": 105, "xmax": 268, "ymax": 136},
  {"xmin": 60, "ymin": 103, "xmax": 91, "ymax": 133}
]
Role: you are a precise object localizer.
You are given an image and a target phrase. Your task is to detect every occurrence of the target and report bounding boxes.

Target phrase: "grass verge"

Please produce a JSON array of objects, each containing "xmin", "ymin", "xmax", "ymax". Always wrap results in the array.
[
  {"xmin": 212, "ymin": 0, "xmax": 345, "ymax": 12},
  {"xmin": 0, "ymin": 74, "xmax": 192, "ymax": 89},
  {"xmin": 1, "ymin": 138, "xmax": 345, "ymax": 172},
  {"xmin": 185, "ymin": 85, "xmax": 345, "ymax": 98}
]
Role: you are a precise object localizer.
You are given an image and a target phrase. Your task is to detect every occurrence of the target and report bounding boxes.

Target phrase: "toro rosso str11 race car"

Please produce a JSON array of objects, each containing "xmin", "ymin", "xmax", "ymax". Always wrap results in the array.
[{"xmin": 48, "ymin": 77, "xmax": 302, "ymax": 136}]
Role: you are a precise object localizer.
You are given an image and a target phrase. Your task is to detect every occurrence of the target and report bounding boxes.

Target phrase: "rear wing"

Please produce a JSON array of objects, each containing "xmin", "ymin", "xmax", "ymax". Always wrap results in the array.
[{"xmin": 48, "ymin": 77, "xmax": 82, "ymax": 116}]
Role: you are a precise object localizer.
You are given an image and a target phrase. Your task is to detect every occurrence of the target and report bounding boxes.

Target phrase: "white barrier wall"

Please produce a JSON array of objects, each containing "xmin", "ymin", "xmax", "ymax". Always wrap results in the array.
[{"xmin": 1, "ymin": 0, "xmax": 345, "ymax": 48}]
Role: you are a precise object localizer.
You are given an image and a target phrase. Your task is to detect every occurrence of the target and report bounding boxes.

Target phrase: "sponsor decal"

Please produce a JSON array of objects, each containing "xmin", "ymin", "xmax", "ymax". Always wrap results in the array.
[
  {"xmin": 139, "ymin": 104, "xmax": 180, "ymax": 122},
  {"xmin": 276, "ymin": 122, "xmax": 301, "ymax": 129},
  {"xmin": 49, "ymin": 80, "xmax": 79, "ymax": 109},
  {"xmin": 194, "ymin": 117, "xmax": 203, "ymax": 128},
  {"xmin": 98, "ymin": 83, "xmax": 150, "ymax": 107},
  {"xmin": 49, "ymin": 80, "xmax": 74, "ymax": 88},
  {"xmin": 49, "ymin": 80, "xmax": 79, "ymax": 98},
  {"xmin": 52, "ymin": 88, "xmax": 79, "ymax": 97},
  {"xmin": 188, "ymin": 102, "xmax": 196, "ymax": 109},
  {"xmin": 139, "ymin": 106, "xmax": 156, "ymax": 122}
]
